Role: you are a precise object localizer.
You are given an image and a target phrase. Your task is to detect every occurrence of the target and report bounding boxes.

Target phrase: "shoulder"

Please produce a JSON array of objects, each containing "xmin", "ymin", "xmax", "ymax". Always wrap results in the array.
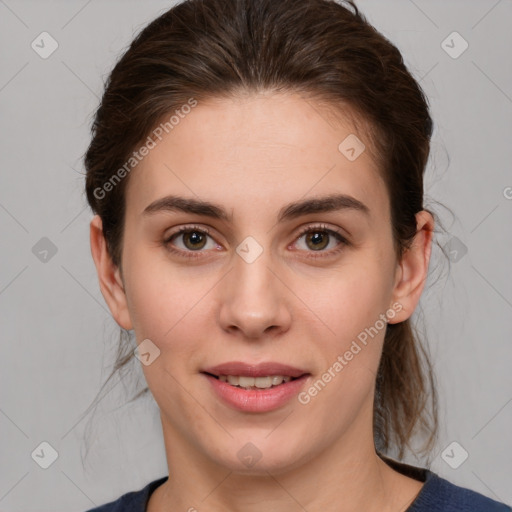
[
  {"xmin": 83, "ymin": 476, "xmax": 168, "ymax": 512},
  {"xmin": 409, "ymin": 471, "xmax": 511, "ymax": 512},
  {"xmin": 378, "ymin": 454, "xmax": 510, "ymax": 512}
]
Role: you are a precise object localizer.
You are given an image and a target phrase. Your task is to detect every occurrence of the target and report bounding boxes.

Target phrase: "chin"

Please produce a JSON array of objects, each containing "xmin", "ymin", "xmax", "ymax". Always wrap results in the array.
[{"xmin": 207, "ymin": 436, "xmax": 310, "ymax": 476}]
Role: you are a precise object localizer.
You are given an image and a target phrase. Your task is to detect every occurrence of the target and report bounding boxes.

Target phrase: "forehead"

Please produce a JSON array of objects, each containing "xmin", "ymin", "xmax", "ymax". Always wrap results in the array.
[{"xmin": 124, "ymin": 93, "xmax": 388, "ymax": 220}]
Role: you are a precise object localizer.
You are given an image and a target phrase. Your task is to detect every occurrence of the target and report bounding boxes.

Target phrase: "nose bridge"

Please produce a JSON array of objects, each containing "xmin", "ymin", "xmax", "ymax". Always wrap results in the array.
[
  {"xmin": 235, "ymin": 242, "xmax": 274, "ymax": 299},
  {"xmin": 218, "ymin": 235, "xmax": 290, "ymax": 337}
]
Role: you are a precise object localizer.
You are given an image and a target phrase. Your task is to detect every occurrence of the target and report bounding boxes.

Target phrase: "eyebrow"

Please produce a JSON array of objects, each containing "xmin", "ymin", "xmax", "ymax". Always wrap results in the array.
[{"xmin": 142, "ymin": 193, "xmax": 370, "ymax": 222}]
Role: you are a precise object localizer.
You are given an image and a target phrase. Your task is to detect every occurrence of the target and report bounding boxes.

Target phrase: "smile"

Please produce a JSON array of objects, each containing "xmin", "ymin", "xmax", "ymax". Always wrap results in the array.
[{"xmin": 212, "ymin": 374, "xmax": 295, "ymax": 389}]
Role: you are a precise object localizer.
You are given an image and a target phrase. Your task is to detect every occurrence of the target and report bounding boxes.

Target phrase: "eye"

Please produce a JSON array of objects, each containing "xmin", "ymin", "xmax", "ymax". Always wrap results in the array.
[
  {"xmin": 163, "ymin": 225, "xmax": 218, "ymax": 258},
  {"xmin": 292, "ymin": 224, "xmax": 348, "ymax": 258},
  {"xmin": 163, "ymin": 223, "xmax": 348, "ymax": 259}
]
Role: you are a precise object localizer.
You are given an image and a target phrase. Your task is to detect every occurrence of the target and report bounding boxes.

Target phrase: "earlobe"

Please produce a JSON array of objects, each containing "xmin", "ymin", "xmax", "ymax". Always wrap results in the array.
[
  {"xmin": 89, "ymin": 215, "xmax": 133, "ymax": 330},
  {"xmin": 388, "ymin": 210, "xmax": 434, "ymax": 324}
]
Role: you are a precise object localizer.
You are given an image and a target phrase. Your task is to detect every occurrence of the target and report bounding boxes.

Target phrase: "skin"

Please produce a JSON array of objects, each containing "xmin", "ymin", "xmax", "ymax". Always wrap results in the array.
[{"xmin": 90, "ymin": 92, "xmax": 433, "ymax": 512}]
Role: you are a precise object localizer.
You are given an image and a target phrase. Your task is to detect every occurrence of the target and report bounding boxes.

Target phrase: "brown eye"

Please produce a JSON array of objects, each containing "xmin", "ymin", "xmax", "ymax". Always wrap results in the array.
[
  {"xmin": 164, "ymin": 226, "xmax": 217, "ymax": 256},
  {"xmin": 293, "ymin": 224, "xmax": 349, "ymax": 259},
  {"xmin": 181, "ymin": 230, "xmax": 208, "ymax": 250},
  {"xmin": 304, "ymin": 231, "xmax": 330, "ymax": 251}
]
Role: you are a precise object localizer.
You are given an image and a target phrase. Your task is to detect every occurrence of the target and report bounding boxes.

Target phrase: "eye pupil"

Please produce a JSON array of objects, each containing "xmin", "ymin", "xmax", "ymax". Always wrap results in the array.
[
  {"xmin": 306, "ymin": 231, "xmax": 329, "ymax": 250},
  {"xmin": 184, "ymin": 231, "xmax": 206, "ymax": 250}
]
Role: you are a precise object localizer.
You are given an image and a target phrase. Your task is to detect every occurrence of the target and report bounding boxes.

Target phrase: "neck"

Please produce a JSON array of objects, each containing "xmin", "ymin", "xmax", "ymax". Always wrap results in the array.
[{"xmin": 148, "ymin": 410, "xmax": 423, "ymax": 512}]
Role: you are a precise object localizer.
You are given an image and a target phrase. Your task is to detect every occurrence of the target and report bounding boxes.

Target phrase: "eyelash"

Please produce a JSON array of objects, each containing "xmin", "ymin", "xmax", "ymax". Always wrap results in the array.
[{"xmin": 163, "ymin": 223, "xmax": 349, "ymax": 260}]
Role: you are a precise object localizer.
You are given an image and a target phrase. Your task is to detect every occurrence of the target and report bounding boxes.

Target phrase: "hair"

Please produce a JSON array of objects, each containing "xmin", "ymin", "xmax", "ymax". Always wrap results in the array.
[{"xmin": 82, "ymin": 0, "xmax": 439, "ymax": 462}]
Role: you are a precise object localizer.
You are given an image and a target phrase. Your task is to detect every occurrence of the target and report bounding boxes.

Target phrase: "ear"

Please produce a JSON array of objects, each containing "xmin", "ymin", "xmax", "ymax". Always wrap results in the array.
[
  {"xmin": 89, "ymin": 215, "xmax": 133, "ymax": 330},
  {"xmin": 388, "ymin": 210, "xmax": 434, "ymax": 324}
]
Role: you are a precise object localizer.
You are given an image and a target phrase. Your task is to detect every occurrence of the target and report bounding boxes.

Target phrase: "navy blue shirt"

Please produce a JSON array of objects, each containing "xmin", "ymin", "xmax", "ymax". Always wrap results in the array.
[{"xmin": 85, "ymin": 458, "xmax": 511, "ymax": 511}]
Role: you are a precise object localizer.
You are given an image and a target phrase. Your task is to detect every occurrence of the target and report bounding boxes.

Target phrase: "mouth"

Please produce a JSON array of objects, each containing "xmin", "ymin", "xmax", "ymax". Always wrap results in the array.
[
  {"xmin": 201, "ymin": 361, "xmax": 309, "ymax": 387},
  {"xmin": 200, "ymin": 362, "xmax": 310, "ymax": 411},
  {"xmin": 202, "ymin": 372, "xmax": 304, "ymax": 390}
]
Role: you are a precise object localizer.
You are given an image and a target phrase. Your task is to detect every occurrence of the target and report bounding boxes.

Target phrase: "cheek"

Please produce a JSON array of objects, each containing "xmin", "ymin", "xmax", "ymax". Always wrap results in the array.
[
  {"xmin": 295, "ymin": 268, "xmax": 391, "ymax": 431},
  {"xmin": 291, "ymin": 259, "xmax": 394, "ymax": 409},
  {"xmin": 123, "ymin": 246, "xmax": 208, "ymax": 338},
  {"xmin": 297, "ymin": 261, "xmax": 393, "ymax": 343},
  {"xmin": 129, "ymin": 263, "xmax": 209, "ymax": 417},
  {"xmin": 123, "ymin": 253, "xmax": 220, "ymax": 404}
]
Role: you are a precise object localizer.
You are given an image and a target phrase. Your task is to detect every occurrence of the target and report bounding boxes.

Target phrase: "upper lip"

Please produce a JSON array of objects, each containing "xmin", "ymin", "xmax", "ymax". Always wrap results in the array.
[{"xmin": 202, "ymin": 362, "xmax": 309, "ymax": 378}]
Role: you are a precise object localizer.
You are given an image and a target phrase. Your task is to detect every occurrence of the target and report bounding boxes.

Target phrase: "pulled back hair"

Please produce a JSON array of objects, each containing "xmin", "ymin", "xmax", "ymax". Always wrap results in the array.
[{"xmin": 83, "ymin": 0, "xmax": 438, "ymax": 460}]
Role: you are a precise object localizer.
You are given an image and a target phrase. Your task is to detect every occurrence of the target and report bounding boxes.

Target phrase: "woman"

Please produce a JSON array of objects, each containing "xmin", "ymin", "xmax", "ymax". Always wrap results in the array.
[{"xmin": 83, "ymin": 0, "xmax": 510, "ymax": 510}]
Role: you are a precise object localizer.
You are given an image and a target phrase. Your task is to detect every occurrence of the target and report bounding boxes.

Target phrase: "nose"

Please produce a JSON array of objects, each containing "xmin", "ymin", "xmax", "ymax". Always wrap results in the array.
[{"xmin": 217, "ymin": 244, "xmax": 292, "ymax": 340}]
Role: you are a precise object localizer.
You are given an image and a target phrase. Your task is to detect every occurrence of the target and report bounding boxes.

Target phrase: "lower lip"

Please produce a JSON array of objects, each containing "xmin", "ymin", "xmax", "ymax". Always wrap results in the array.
[{"xmin": 203, "ymin": 373, "xmax": 309, "ymax": 413}]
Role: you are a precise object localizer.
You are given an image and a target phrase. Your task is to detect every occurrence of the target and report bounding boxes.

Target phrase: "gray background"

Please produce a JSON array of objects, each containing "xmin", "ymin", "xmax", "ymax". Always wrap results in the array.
[{"xmin": 0, "ymin": 0, "xmax": 511, "ymax": 510}]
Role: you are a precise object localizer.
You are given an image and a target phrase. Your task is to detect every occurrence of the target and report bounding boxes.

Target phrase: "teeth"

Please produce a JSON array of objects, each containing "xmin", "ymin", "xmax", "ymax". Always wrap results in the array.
[{"xmin": 218, "ymin": 375, "xmax": 293, "ymax": 389}]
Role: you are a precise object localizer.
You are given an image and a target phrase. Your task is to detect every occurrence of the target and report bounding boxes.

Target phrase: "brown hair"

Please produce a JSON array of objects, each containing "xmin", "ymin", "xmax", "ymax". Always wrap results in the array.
[{"xmin": 83, "ymin": 0, "xmax": 438, "ymax": 461}]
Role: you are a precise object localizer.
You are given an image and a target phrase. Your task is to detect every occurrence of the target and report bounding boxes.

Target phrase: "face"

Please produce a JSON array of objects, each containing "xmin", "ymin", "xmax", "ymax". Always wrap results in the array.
[{"xmin": 92, "ymin": 92, "xmax": 428, "ymax": 475}]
